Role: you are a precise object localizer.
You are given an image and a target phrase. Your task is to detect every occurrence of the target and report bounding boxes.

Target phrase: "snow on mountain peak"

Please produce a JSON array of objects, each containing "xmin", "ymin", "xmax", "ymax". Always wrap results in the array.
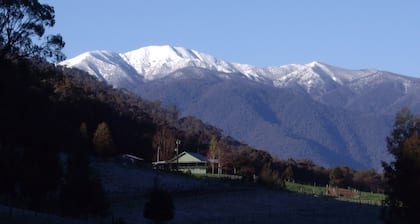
[
  {"xmin": 308, "ymin": 61, "xmax": 323, "ymax": 67},
  {"xmin": 60, "ymin": 45, "xmax": 411, "ymax": 96},
  {"xmin": 122, "ymin": 45, "xmax": 240, "ymax": 79}
]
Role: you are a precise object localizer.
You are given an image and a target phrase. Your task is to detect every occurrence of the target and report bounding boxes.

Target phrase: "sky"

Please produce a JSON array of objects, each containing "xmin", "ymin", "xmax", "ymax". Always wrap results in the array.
[{"xmin": 42, "ymin": 0, "xmax": 420, "ymax": 77}]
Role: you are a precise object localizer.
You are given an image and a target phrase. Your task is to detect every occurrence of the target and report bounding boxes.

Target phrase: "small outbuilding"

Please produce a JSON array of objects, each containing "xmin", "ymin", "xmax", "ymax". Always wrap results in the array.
[{"xmin": 118, "ymin": 154, "xmax": 145, "ymax": 166}]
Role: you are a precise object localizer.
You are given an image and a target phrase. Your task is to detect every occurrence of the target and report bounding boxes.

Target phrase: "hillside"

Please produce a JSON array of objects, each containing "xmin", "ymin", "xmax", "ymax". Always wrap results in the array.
[
  {"xmin": 96, "ymin": 160, "xmax": 382, "ymax": 224},
  {"xmin": 61, "ymin": 45, "xmax": 420, "ymax": 169},
  {"xmin": 0, "ymin": 159, "xmax": 382, "ymax": 224}
]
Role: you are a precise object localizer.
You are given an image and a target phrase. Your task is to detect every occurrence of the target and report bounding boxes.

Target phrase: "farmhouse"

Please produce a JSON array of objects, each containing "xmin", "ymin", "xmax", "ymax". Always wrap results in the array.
[{"xmin": 153, "ymin": 151, "xmax": 208, "ymax": 175}]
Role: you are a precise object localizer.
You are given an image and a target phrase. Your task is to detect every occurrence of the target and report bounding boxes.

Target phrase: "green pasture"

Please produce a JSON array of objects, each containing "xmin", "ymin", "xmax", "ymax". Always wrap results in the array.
[{"xmin": 285, "ymin": 181, "xmax": 385, "ymax": 205}]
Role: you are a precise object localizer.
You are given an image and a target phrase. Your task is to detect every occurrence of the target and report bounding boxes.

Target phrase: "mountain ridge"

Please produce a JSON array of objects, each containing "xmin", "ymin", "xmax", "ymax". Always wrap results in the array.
[
  {"xmin": 62, "ymin": 45, "xmax": 389, "ymax": 87},
  {"xmin": 60, "ymin": 45, "xmax": 420, "ymax": 169}
]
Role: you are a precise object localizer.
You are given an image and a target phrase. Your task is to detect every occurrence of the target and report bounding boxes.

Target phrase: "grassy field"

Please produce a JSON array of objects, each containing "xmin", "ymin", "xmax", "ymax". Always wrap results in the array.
[
  {"xmin": 1, "ymin": 163, "xmax": 384, "ymax": 224},
  {"xmin": 285, "ymin": 181, "xmax": 385, "ymax": 205}
]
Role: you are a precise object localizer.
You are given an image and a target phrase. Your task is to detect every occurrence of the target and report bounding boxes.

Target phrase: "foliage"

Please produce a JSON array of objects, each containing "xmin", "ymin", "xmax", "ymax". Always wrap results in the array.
[
  {"xmin": 329, "ymin": 166, "xmax": 353, "ymax": 188},
  {"xmin": 329, "ymin": 167, "xmax": 345, "ymax": 187},
  {"xmin": 93, "ymin": 121, "xmax": 116, "ymax": 157},
  {"xmin": 382, "ymin": 108, "xmax": 420, "ymax": 223},
  {"xmin": 207, "ymin": 136, "xmax": 220, "ymax": 174},
  {"xmin": 0, "ymin": 58, "xmax": 111, "ymax": 216},
  {"xmin": 351, "ymin": 169, "xmax": 382, "ymax": 192},
  {"xmin": 208, "ymin": 136, "xmax": 219, "ymax": 159},
  {"xmin": 60, "ymin": 134, "xmax": 109, "ymax": 217},
  {"xmin": 0, "ymin": 0, "xmax": 65, "ymax": 61},
  {"xmin": 259, "ymin": 163, "xmax": 284, "ymax": 188}
]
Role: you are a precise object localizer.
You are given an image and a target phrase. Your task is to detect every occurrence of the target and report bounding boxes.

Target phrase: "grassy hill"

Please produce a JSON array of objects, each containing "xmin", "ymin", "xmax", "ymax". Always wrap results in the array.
[{"xmin": 1, "ymin": 160, "xmax": 383, "ymax": 224}]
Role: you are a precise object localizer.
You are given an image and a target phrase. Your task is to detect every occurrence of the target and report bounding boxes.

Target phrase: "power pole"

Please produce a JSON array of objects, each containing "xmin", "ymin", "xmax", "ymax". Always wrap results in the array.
[
  {"xmin": 218, "ymin": 149, "xmax": 222, "ymax": 176},
  {"xmin": 175, "ymin": 139, "xmax": 181, "ymax": 171},
  {"xmin": 156, "ymin": 145, "xmax": 160, "ymax": 162}
]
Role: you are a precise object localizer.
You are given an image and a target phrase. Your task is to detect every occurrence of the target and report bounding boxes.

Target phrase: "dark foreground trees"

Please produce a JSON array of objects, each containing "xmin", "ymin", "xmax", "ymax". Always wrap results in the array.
[
  {"xmin": 143, "ymin": 177, "xmax": 174, "ymax": 224},
  {"xmin": 382, "ymin": 108, "xmax": 420, "ymax": 223},
  {"xmin": 0, "ymin": 0, "xmax": 65, "ymax": 61},
  {"xmin": 0, "ymin": 57, "xmax": 111, "ymax": 218}
]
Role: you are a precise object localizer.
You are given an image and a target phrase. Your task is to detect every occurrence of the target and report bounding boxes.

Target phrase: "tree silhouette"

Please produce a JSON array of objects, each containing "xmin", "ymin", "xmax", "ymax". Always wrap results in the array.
[
  {"xmin": 0, "ymin": 0, "xmax": 65, "ymax": 61},
  {"xmin": 329, "ymin": 167, "xmax": 345, "ymax": 187},
  {"xmin": 382, "ymin": 108, "xmax": 420, "ymax": 223},
  {"xmin": 143, "ymin": 176, "xmax": 174, "ymax": 224},
  {"xmin": 60, "ymin": 136, "xmax": 109, "ymax": 217}
]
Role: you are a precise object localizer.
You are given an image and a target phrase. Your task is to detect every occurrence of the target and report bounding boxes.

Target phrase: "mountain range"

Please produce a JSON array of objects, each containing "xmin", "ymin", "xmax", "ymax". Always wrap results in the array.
[{"xmin": 60, "ymin": 45, "xmax": 420, "ymax": 169}]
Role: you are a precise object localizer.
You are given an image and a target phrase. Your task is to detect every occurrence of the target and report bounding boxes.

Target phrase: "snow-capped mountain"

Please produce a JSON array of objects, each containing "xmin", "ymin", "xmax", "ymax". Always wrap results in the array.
[
  {"xmin": 62, "ymin": 45, "xmax": 416, "ymax": 97},
  {"xmin": 60, "ymin": 45, "xmax": 420, "ymax": 169}
]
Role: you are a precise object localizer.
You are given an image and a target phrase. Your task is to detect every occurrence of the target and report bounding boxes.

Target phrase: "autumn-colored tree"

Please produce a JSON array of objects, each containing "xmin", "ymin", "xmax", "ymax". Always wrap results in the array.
[
  {"xmin": 92, "ymin": 122, "xmax": 116, "ymax": 157},
  {"xmin": 207, "ymin": 136, "xmax": 220, "ymax": 174},
  {"xmin": 382, "ymin": 108, "xmax": 420, "ymax": 223}
]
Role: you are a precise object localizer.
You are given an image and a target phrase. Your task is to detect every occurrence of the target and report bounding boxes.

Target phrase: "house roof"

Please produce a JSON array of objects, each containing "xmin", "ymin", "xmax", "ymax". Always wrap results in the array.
[
  {"xmin": 122, "ymin": 154, "xmax": 144, "ymax": 161},
  {"xmin": 170, "ymin": 151, "xmax": 207, "ymax": 163}
]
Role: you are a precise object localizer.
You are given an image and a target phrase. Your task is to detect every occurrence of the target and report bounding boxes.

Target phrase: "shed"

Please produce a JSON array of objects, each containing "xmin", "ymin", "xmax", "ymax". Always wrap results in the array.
[{"xmin": 118, "ymin": 154, "xmax": 144, "ymax": 166}]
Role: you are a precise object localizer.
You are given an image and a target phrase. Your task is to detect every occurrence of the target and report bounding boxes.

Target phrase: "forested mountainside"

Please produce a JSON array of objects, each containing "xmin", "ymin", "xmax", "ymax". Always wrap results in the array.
[{"xmin": 61, "ymin": 45, "xmax": 420, "ymax": 169}]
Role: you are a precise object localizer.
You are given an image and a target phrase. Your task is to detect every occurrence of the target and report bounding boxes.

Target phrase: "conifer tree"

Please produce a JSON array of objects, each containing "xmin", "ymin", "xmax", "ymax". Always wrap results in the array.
[
  {"xmin": 60, "ymin": 135, "xmax": 109, "ymax": 217},
  {"xmin": 143, "ymin": 176, "xmax": 174, "ymax": 224}
]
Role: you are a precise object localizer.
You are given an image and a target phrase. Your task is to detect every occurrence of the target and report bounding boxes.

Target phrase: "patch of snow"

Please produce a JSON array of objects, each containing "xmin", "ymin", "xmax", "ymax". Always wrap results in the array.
[{"xmin": 122, "ymin": 45, "xmax": 242, "ymax": 80}]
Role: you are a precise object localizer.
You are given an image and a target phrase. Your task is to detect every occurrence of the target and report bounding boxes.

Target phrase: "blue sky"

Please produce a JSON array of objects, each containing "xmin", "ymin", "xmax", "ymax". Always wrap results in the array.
[{"xmin": 43, "ymin": 0, "xmax": 419, "ymax": 77}]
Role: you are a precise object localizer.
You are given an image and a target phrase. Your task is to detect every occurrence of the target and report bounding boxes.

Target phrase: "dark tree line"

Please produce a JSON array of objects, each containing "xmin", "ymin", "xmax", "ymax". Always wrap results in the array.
[
  {"xmin": 0, "ymin": 58, "xmax": 110, "ymax": 216},
  {"xmin": 199, "ymin": 137, "xmax": 383, "ymax": 191},
  {"xmin": 382, "ymin": 108, "xmax": 420, "ymax": 223}
]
